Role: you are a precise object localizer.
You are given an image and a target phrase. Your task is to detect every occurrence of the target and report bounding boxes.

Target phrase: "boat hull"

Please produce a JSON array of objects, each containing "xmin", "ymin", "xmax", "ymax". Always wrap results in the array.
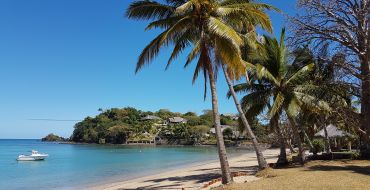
[{"xmin": 17, "ymin": 155, "xmax": 47, "ymax": 161}]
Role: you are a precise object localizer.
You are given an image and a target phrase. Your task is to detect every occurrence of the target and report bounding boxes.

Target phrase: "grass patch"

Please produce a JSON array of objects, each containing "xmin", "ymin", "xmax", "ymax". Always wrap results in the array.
[{"xmin": 216, "ymin": 160, "xmax": 370, "ymax": 190}]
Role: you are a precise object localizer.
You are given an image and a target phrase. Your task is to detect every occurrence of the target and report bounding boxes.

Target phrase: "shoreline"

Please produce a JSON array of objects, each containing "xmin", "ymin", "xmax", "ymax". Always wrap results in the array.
[
  {"xmin": 56, "ymin": 141, "xmax": 272, "ymax": 149},
  {"xmin": 89, "ymin": 148, "xmax": 280, "ymax": 190}
]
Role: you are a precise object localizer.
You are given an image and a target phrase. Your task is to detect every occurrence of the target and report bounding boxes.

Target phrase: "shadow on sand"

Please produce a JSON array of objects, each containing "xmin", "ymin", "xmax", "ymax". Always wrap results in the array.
[{"xmin": 118, "ymin": 166, "xmax": 258, "ymax": 190}]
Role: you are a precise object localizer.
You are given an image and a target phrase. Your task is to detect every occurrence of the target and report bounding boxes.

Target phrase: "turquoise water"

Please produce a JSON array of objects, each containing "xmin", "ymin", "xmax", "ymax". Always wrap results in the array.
[{"xmin": 0, "ymin": 139, "xmax": 247, "ymax": 190}]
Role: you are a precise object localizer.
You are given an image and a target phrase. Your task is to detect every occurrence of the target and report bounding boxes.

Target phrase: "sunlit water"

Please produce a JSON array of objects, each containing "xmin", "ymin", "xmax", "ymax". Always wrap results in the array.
[{"xmin": 0, "ymin": 139, "xmax": 249, "ymax": 190}]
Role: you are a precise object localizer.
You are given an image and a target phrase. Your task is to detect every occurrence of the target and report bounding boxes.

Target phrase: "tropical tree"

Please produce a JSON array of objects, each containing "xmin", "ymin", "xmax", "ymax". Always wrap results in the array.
[
  {"xmin": 189, "ymin": 125, "xmax": 210, "ymax": 144},
  {"xmin": 223, "ymin": 64, "xmax": 268, "ymax": 168},
  {"xmin": 218, "ymin": 4, "xmax": 278, "ymax": 169},
  {"xmin": 107, "ymin": 124, "xmax": 131, "ymax": 144},
  {"xmin": 223, "ymin": 127, "xmax": 234, "ymax": 139},
  {"xmin": 292, "ymin": 45, "xmax": 353, "ymax": 153},
  {"xmin": 233, "ymin": 29, "xmax": 330, "ymax": 164},
  {"xmin": 126, "ymin": 0, "xmax": 276, "ymax": 183},
  {"xmin": 290, "ymin": 0, "xmax": 370, "ymax": 157},
  {"xmin": 218, "ymin": 6, "xmax": 277, "ymax": 169}
]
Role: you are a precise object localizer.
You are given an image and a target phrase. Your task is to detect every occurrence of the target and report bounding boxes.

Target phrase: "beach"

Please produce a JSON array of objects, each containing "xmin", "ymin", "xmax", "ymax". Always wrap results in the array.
[{"xmin": 92, "ymin": 148, "xmax": 280, "ymax": 190}]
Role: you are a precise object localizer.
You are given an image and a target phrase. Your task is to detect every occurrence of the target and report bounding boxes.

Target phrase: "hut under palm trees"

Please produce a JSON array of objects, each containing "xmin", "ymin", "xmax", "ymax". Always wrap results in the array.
[{"xmin": 315, "ymin": 124, "xmax": 354, "ymax": 151}]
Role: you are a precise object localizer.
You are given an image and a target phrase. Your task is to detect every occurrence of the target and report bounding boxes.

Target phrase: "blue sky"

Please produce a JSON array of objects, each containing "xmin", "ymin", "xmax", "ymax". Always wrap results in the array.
[{"xmin": 0, "ymin": 0, "xmax": 296, "ymax": 138}]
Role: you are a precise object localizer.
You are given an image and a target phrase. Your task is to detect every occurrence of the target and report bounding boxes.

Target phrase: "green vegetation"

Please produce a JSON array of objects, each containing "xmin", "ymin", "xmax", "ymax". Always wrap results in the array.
[
  {"xmin": 311, "ymin": 139, "xmax": 325, "ymax": 155},
  {"xmin": 123, "ymin": 1, "xmax": 369, "ymax": 185},
  {"xmin": 42, "ymin": 133, "xmax": 66, "ymax": 142},
  {"xmin": 126, "ymin": 0, "xmax": 277, "ymax": 183},
  {"xmin": 233, "ymin": 29, "xmax": 337, "ymax": 164},
  {"xmin": 70, "ymin": 108, "xmax": 245, "ymax": 145},
  {"xmin": 126, "ymin": 0, "xmax": 278, "ymax": 183}
]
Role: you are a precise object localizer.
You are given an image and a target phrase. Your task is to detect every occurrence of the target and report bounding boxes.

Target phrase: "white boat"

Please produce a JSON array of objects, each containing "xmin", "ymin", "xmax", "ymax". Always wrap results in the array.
[{"xmin": 16, "ymin": 150, "xmax": 49, "ymax": 161}]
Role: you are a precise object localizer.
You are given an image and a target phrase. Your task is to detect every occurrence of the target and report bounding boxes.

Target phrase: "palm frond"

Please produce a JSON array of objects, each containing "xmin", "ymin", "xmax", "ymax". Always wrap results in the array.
[
  {"xmin": 286, "ymin": 96, "xmax": 301, "ymax": 117},
  {"xmin": 294, "ymin": 91, "xmax": 332, "ymax": 114},
  {"xmin": 145, "ymin": 16, "xmax": 181, "ymax": 30},
  {"xmin": 175, "ymin": 0, "xmax": 195, "ymax": 15},
  {"xmin": 207, "ymin": 16, "xmax": 243, "ymax": 46},
  {"xmin": 228, "ymin": 82, "xmax": 269, "ymax": 98},
  {"xmin": 268, "ymin": 92, "xmax": 285, "ymax": 118},
  {"xmin": 286, "ymin": 63, "xmax": 315, "ymax": 85},
  {"xmin": 213, "ymin": 37, "xmax": 246, "ymax": 79},
  {"xmin": 166, "ymin": 29, "xmax": 195, "ymax": 69},
  {"xmin": 135, "ymin": 15, "xmax": 193, "ymax": 72},
  {"xmin": 126, "ymin": 1, "xmax": 175, "ymax": 20},
  {"xmin": 184, "ymin": 40, "xmax": 201, "ymax": 68},
  {"xmin": 219, "ymin": 3, "xmax": 277, "ymax": 32},
  {"xmin": 255, "ymin": 64, "xmax": 279, "ymax": 86},
  {"xmin": 135, "ymin": 30, "xmax": 168, "ymax": 73},
  {"xmin": 240, "ymin": 89, "xmax": 271, "ymax": 111}
]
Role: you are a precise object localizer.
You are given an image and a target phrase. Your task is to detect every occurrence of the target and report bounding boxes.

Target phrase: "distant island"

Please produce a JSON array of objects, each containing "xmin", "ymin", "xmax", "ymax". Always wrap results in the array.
[
  {"xmin": 65, "ymin": 107, "xmax": 268, "ymax": 146},
  {"xmin": 42, "ymin": 133, "xmax": 67, "ymax": 142}
]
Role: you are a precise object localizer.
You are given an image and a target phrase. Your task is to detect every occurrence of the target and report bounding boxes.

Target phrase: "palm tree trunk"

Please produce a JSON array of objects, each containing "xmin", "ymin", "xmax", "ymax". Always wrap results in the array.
[
  {"xmin": 303, "ymin": 130, "xmax": 314, "ymax": 150},
  {"xmin": 222, "ymin": 65, "xmax": 268, "ymax": 169},
  {"xmin": 272, "ymin": 116, "xmax": 288, "ymax": 165},
  {"xmin": 287, "ymin": 138, "xmax": 296, "ymax": 153},
  {"xmin": 287, "ymin": 116, "xmax": 305, "ymax": 165},
  {"xmin": 208, "ymin": 63, "xmax": 233, "ymax": 184}
]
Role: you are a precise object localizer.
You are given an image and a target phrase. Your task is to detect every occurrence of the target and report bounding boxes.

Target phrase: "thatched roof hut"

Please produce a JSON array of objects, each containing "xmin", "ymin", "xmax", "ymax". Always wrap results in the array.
[
  {"xmin": 314, "ymin": 124, "xmax": 353, "ymax": 138},
  {"xmin": 168, "ymin": 117, "xmax": 187, "ymax": 124}
]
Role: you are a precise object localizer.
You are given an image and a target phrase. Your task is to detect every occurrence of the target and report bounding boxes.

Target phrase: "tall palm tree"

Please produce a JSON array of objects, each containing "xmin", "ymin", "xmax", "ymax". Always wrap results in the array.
[
  {"xmin": 126, "ymin": 0, "xmax": 274, "ymax": 184},
  {"xmin": 218, "ymin": 4, "xmax": 277, "ymax": 170},
  {"xmin": 233, "ymin": 29, "xmax": 331, "ymax": 164}
]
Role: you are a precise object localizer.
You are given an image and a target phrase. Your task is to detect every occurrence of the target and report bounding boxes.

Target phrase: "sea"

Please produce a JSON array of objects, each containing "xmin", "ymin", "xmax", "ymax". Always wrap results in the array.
[{"xmin": 0, "ymin": 139, "xmax": 248, "ymax": 190}]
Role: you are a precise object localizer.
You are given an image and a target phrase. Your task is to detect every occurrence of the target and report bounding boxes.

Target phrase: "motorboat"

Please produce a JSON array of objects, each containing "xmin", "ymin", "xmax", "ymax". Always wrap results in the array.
[{"xmin": 16, "ymin": 150, "xmax": 49, "ymax": 161}]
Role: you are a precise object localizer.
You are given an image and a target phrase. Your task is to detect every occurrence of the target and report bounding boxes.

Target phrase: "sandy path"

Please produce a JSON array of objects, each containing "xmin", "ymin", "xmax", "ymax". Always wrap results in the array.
[{"xmin": 91, "ymin": 148, "xmax": 280, "ymax": 190}]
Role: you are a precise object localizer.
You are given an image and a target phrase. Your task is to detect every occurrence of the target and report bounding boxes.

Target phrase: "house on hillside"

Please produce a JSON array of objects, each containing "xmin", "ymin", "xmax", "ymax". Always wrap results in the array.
[
  {"xmin": 222, "ymin": 113, "xmax": 239, "ymax": 121},
  {"xmin": 141, "ymin": 115, "xmax": 162, "ymax": 121},
  {"xmin": 210, "ymin": 125, "xmax": 235, "ymax": 133},
  {"xmin": 168, "ymin": 117, "xmax": 187, "ymax": 124},
  {"xmin": 141, "ymin": 115, "xmax": 167, "ymax": 127},
  {"xmin": 210, "ymin": 125, "xmax": 241, "ymax": 138}
]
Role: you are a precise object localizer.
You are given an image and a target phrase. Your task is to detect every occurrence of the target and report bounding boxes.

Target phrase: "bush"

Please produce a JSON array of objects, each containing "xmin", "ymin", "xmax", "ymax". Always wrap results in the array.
[
  {"xmin": 223, "ymin": 128, "xmax": 233, "ymax": 139},
  {"xmin": 352, "ymin": 151, "xmax": 360, "ymax": 160},
  {"xmin": 98, "ymin": 138, "xmax": 106, "ymax": 144},
  {"xmin": 312, "ymin": 139, "xmax": 325, "ymax": 154}
]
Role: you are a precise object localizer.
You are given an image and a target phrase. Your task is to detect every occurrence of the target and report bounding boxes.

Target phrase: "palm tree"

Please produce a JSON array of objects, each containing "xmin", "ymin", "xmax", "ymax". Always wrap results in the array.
[
  {"xmin": 233, "ymin": 29, "xmax": 330, "ymax": 164},
  {"xmin": 223, "ymin": 64, "xmax": 268, "ymax": 169},
  {"xmin": 218, "ymin": 3, "xmax": 277, "ymax": 170},
  {"xmin": 292, "ymin": 45, "xmax": 353, "ymax": 154},
  {"xmin": 126, "ymin": 0, "xmax": 274, "ymax": 184}
]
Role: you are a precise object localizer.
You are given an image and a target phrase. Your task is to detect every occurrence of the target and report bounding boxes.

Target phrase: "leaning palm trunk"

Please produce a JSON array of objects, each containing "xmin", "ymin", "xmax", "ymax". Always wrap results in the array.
[
  {"xmin": 208, "ymin": 63, "xmax": 233, "ymax": 184},
  {"xmin": 288, "ymin": 116, "xmax": 305, "ymax": 164},
  {"xmin": 222, "ymin": 65, "xmax": 268, "ymax": 169}
]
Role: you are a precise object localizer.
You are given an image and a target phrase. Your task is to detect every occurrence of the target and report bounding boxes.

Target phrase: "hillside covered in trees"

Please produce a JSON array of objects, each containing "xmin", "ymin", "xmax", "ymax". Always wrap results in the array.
[{"xmin": 70, "ymin": 107, "xmax": 268, "ymax": 145}]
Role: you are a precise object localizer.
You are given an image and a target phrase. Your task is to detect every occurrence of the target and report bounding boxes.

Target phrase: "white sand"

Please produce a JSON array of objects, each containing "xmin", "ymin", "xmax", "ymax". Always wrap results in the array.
[{"xmin": 91, "ymin": 148, "xmax": 279, "ymax": 190}]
